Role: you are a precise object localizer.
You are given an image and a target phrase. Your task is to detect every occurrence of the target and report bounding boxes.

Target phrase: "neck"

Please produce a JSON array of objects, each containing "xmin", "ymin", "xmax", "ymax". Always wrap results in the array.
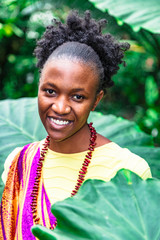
[{"xmin": 49, "ymin": 124, "xmax": 91, "ymax": 154}]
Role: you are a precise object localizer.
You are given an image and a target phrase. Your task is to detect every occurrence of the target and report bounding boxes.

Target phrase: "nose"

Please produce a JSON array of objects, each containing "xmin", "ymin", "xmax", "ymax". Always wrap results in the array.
[{"xmin": 51, "ymin": 97, "xmax": 71, "ymax": 115}]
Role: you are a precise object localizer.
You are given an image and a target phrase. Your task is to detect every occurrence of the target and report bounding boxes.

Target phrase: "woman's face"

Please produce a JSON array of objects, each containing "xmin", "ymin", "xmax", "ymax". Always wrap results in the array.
[{"xmin": 38, "ymin": 58, "xmax": 103, "ymax": 144}]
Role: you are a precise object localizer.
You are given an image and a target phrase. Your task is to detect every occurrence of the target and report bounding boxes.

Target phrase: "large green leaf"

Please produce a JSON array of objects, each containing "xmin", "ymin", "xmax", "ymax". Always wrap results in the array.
[
  {"xmin": 32, "ymin": 169, "xmax": 160, "ymax": 240},
  {"xmin": 0, "ymin": 97, "xmax": 160, "ymax": 200},
  {"xmin": 0, "ymin": 98, "xmax": 46, "ymax": 199},
  {"xmin": 89, "ymin": 0, "xmax": 160, "ymax": 34}
]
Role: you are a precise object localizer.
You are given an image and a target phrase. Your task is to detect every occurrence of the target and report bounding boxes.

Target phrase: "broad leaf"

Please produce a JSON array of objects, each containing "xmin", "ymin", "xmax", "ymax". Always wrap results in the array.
[
  {"xmin": 32, "ymin": 169, "xmax": 160, "ymax": 240},
  {"xmin": 0, "ymin": 98, "xmax": 46, "ymax": 199},
  {"xmin": 89, "ymin": 0, "xmax": 160, "ymax": 34}
]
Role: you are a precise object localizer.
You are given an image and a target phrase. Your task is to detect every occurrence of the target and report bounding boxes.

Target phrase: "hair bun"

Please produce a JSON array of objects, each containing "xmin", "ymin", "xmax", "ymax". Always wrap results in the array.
[{"xmin": 34, "ymin": 10, "xmax": 130, "ymax": 93}]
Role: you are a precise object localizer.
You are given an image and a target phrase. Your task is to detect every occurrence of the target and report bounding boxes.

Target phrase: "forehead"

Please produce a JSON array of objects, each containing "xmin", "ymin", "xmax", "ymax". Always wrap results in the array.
[{"xmin": 41, "ymin": 58, "xmax": 99, "ymax": 86}]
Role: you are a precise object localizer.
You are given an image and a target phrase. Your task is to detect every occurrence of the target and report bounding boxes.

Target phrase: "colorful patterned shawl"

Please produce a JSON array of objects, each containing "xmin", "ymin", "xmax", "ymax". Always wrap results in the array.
[{"xmin": 0, "ymin": 142, "xmax": 56, "ymax": 240}]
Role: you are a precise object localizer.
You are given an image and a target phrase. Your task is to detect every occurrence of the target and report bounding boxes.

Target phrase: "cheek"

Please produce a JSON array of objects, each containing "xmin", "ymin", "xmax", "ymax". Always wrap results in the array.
[
  {"xmin": 38, "ymin": 94, "xmax": 49, "ymax": 115},
  {"xmin": 75, "ymin": 102, "xmax": 94, "ymax": 119},
  {"xmin": 38, "ymin": 94, "xmax": 43, "ymax": 112}
]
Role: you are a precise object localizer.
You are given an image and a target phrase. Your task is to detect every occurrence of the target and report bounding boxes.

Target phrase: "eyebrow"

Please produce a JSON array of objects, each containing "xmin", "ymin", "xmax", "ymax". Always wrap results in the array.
[
  {"xmin": 71, "ymin": 88, "xmax": 85, "ymax": 92},
  {"xmin": 45, "ymin": 82, "xmax": 86, "ymax": 93},
  {"xmin": 45, "ymin": 82, "xmax": 57, "ymax": 88}
]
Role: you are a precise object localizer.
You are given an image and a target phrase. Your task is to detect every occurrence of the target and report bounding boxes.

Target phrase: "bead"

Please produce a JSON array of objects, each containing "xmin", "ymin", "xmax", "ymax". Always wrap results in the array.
[
  {"xmin": 88, "ymin": 147, "xmax": 94, "ymax": 151},
  {"xmin": 81, "ymin": 166, "xmax": 87, "ymax": 171},
  {"xmin": 35, "ymin": 179, "xmax": 40, "ymax": 183},
  {"xmin": 83, "ymin": 162, "xmax": 89, "ymax": 166},
  {"xmin": 35, "ymin": 217, "xmax": 40, "ymax": 222},
  {"xmin": 32, "ymin": 209, "xmax": 37, "ymax": 213},
  {"xmin": 78, "ymin": 173, "xmax": 84, "ymax": 176},
  {"xmin": 77, "ymin": 179, "xmax": 83, "ymax": 183},
  {"xmin": 42, "ymin": 147, "xmax": 47, "ymax": 151},
  {"xmin": 32, "ymin": 196, "xmax": 37, "ymax": 200},
  {"xmin": 36, "ymin": 173, "xmax": 41, "ymax": 176},
  {"xmin": 84, "ymin": 159, "xmax": 90, "ymax": 163},
  {"xmin": 37, "ymin": 166, "xmax": 42, "ymax": 170},
  {"xmin": 72, "ymin": 190, "xmax": 77, "ymax": 194},
  {"xmin": 79, "ymin": 171, "xmax": 86, "ymax": 174},
  {"xmin": 31, "ymin": 203, "xmax": 37, "ymax": 207},
  {"xmin": 88, "ymin": 152, "xmax": 92, "ymax": 156},
  {"xmin": 32, "ymin": 189, "xmax": 38, "ymax": 193},
  {"xmin": 38, "ymin": 162, "xmax": 43, "ymax": 167},
  {"xmin": 35, "ymin": 175, "xmax": 39, "ymax": 178}
]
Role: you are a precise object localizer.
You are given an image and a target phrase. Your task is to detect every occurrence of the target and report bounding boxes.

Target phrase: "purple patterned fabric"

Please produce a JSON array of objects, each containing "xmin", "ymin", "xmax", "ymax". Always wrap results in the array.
[
  {"xmin": 0, "ymin": 204, "xmax": 6, "ymax": 240},
  {"xmin": 20, "ymin": 143, "xmax": 56, "ymax": 238},
  {"xmin": 44, "ymin": 184, "xmax": 57, "ymax": 227},
  {"xmin": 0, "ymin": 142, "xmax": 57, "ymax": 239},
  {"xmin": 22, "ymin": 145, "xmax": 39, "ymax": 240},
  {"xmin": 18, "ymin": 144, "xmax": 30, "ymax": 186}
]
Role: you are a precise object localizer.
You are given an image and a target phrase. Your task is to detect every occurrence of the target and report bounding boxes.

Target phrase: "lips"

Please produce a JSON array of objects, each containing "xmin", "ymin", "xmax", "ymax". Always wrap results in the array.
[{"xmin": 48, "ymin": 117, "xmax": 72, "ymax": 126}]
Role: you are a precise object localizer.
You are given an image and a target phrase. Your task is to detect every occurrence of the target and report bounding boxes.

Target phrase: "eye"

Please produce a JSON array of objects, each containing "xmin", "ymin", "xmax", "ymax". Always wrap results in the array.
[
  {"xmin": 46, "ymin": 89, "xmax": 56, "ymax": 95},
  {"xmin": 72, "ymin": 94, "xmax": 85, "ymax": 101}
]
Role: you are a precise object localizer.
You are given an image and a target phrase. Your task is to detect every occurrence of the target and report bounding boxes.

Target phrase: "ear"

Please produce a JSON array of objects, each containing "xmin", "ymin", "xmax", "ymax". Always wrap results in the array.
[{"xmin": 92, "ymin": 90, "xmax": 104, "ymax": 111}]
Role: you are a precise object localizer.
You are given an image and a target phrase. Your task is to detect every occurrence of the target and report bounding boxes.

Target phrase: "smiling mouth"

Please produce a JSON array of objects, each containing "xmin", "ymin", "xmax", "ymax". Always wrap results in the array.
[{"xmin": 49, "ymin": 117, "xmax": 71, "ymax": 126}]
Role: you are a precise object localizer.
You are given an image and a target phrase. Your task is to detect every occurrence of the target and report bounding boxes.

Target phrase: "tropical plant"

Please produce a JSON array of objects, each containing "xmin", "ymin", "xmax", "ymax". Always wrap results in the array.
[
  {"xmin": 0, "ymin": 3, "xmax": 160, "ymax": 238},
  {"xmin": 87, "ymin": 0, "xmax": 160, "ymax": 145},
  {"xmin": 32, "ymin": 169, "xmax": 160, "ymax": 240},
  {"xmin": 1, "ymin": 0, "xmax": 160, "ymax": 145},
  {"xmin": 0, "ymin": 0, "xmax": 57, "ymax": 99},
  {"xmin": 89, "ymin": 0, "xmax": 160, "ymax": 33},
  {"xmin": 0, "ymin": 97, "xmax": 160, "ymax": 200}
]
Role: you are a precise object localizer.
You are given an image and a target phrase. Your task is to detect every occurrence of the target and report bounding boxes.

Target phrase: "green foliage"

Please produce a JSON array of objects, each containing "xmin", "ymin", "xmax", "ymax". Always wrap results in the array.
[
  {"xmin": 97, "ymin": 49, "xmax": 160, "ymax": 145},
  {"xmin": 0, "ymin": 98, "xmax": 160, "ymax": 200},
  {"xmin": 145, "ymin": 76, "xmax": 159, "ymax": 106},
  {"xmin": 0, "ymin": 0, "xmax": 160, "ymax": 145},
  {"xmin": 87, "ymin": 0, "xmax": 160, "ymax": 145},
  {"xmin": 89, "ymin": 0, "xmax": 160, "ymax": 34},
  {"xmin": 0, "ymin": 0, "xmax": 56, "ymax": 99},
  {"xmin": 32, "ymin": 170, "xmax": 160, "ymax": 240}
]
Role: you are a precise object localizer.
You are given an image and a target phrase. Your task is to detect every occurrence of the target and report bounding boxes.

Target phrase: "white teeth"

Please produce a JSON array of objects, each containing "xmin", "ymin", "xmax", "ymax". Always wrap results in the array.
[{"xmin": 50, "ymin": 118, "xmax": 69, "ymax": 125}]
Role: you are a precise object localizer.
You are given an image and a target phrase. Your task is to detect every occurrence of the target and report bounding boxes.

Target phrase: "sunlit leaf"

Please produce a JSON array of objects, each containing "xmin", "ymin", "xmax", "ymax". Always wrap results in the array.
[
  {"xmin": 89, "ymin": 0, "xmax": 160, "ymax": 34},
  {"xmin": 3, "ymin": 23, "xmax": 13, "ymax": 36}
]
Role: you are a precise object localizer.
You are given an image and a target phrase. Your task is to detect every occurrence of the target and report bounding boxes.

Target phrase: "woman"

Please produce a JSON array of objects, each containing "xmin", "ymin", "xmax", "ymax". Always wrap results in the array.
[{"xmin": 0, "ymin": 11, "xmax": 151, "ymax": 239}]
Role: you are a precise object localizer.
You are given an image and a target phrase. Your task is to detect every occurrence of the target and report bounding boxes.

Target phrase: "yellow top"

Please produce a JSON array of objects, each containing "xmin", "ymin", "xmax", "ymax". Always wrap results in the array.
[{"xmin": 2, "ymin": 141, "xmax": 152, "ymax": 205}]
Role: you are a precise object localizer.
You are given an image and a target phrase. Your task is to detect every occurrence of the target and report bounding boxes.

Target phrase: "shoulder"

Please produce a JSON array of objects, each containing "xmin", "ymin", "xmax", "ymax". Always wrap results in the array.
[
  {"xmin": 2, "ymin": 147, "xmax": 22, "ymax": 184},
  {"xmin": 1, "ymin": 141, "xmax": 43, "ymax": 184},
  {"xmin": 117, "ymin": 146, "xmax": 152, "ymax": 180},
  {"xmin": 94, "ymin": 139, "xmax": 152, "ymax": 180},
  {"xmin": 96, "ymin": 133, "xmax": 111, "ymax": 146}
]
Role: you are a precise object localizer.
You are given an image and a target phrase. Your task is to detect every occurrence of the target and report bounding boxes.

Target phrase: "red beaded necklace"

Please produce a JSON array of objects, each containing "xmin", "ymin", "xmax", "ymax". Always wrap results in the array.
[{"xmin": 31, "ymin": 122, "xmax": 97, "ymax": 229}]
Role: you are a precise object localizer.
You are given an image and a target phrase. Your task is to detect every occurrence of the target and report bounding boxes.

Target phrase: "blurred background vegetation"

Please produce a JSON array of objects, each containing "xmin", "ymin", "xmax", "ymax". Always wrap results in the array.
[{"xmin": 0, "ymin": 0, "xmax": 160, "ymax": 146}]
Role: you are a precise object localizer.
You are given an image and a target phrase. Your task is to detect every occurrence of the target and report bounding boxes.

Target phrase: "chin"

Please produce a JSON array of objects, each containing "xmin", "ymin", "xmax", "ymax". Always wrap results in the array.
[{"xmin": 47, "ymin": 131, "xmax": 72, "ymax": 143}]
